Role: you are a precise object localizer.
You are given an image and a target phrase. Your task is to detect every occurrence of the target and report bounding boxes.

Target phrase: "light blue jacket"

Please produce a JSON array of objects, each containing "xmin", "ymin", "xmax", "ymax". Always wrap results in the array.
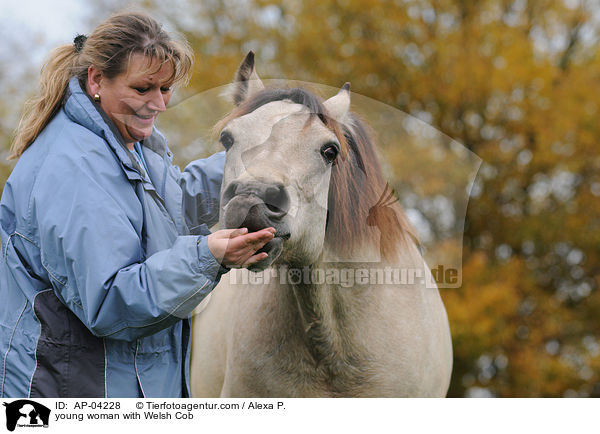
[{"xmin": 0, "ymin": 77, "xmax": 226, "ymax": 398}]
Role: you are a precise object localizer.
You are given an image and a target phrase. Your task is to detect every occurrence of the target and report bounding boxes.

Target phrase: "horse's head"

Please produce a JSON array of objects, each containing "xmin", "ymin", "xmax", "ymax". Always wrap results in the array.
[{"xmin": 217, "ymin": 52, "xmax": 351, "ymax": 270}]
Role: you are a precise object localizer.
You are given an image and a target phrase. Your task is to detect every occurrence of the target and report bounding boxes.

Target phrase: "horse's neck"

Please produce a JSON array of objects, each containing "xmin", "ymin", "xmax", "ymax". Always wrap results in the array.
[
  {"xmin": 278, "ymin": 243, "xmax": 427, "ymax": 359},
  {"xmin": 282, "ymin": 263, "xmax": 369, "ymax": 368},
  {"xmin": 287, "ymin": 263, "xmax": 368, "ymax": 323}
]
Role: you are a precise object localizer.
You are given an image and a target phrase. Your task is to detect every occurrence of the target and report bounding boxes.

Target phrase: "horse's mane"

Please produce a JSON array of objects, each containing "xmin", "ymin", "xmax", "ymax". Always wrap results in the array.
[{"xmin": 216, "ymin": 87, "xmax": 417, "ymax": 262}]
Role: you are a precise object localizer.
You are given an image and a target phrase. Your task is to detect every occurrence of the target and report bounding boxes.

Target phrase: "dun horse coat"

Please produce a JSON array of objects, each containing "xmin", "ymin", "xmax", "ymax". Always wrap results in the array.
[{"xmin": 190, "ymin": 52, "xmax": 453, "ymax": 397}]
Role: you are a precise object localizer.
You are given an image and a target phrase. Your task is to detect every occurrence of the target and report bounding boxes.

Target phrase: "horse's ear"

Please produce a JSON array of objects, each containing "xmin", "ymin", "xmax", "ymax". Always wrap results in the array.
[
  {"xmin": 323, "ymin": 82, "xmax": 351, "ymax": 123},
  {"xmin": 231, "ymin": 51, "xmax": 265, "ymax": 106}
]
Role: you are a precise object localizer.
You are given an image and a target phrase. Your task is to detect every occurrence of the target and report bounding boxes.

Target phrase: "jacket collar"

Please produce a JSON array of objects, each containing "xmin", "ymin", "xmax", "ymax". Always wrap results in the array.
[{"xmin": 63, "ymin": 77, "xmax": 167, "ymax": 183}]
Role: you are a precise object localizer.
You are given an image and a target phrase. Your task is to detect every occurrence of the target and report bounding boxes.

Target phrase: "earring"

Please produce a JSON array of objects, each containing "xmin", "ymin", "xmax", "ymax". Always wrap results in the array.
[{"xmin": 94, "ymin": 93, "xmax": 100, "ymax": 102}]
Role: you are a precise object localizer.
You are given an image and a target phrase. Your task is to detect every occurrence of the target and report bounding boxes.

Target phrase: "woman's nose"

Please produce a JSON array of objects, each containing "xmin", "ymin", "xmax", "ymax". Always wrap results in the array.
[{"xmin": 147, "ymin": 89, "xmax": 167, "ymax": 112}]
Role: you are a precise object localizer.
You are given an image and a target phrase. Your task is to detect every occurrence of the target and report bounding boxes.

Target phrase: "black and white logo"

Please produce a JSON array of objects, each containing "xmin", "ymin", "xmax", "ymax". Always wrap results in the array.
[{"xmin": 3, "ymin": 400, "xmax": 50, "ymax": 431}]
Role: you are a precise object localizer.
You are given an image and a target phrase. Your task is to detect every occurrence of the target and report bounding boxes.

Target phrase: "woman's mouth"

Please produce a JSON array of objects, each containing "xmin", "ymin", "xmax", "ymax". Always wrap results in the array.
[{"xmin": 134, "ymin": 113, "xmax": 156, "ymax": 125}]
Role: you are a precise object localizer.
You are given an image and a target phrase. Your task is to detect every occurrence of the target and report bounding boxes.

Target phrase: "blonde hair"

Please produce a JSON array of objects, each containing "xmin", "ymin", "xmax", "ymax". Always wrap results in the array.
[{"xmin": 9, "ymin": 11, "xmax": 193, "ymax": 159}]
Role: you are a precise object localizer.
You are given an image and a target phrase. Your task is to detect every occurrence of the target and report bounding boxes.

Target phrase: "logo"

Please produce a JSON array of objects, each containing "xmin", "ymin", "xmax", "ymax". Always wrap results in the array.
[{"xmin": 3, "ymin": 400, "xmax": 50, "ymax": 431}]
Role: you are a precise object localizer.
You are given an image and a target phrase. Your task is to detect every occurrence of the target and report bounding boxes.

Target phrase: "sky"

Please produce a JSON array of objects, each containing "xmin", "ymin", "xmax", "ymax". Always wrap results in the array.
[
  {"xmin": 0, "ymin": 0, "xmax": 88, "ymax": 73},
  {"xmin": 0, "ymin": 0, "xmax": 88, "ymax": 66}
]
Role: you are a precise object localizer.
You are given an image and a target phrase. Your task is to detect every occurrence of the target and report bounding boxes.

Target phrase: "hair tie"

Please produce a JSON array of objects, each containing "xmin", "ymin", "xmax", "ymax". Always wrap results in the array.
[{"xmin": 73, "ymin": 34, "xmax": 88, "ymax": 53}]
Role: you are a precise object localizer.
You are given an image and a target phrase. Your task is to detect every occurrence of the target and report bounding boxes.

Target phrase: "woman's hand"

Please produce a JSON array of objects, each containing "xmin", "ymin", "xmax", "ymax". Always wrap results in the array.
[{"xmin": 207, "ymin": 227, "xmax": 276, "ymax": 268}]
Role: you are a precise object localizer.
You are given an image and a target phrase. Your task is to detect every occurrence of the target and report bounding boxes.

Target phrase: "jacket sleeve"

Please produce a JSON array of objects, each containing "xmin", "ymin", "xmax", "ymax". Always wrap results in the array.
[
  {"xmin": 33, "ymin": 154, "xmax": 227, "ymax": 342},
  {"xmin": 177, "ymin": 151, "xmax": 225, "ymax": 231}
]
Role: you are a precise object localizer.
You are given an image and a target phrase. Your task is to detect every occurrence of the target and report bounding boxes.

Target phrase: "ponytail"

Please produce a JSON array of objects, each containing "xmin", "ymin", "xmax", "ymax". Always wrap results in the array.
[{"xmin": 9, "ymin": 45, "xmax": 78, "ymax": 159}]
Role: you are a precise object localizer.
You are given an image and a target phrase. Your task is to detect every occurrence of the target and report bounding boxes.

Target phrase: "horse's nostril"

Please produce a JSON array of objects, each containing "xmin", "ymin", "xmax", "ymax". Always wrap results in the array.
[
  {"xmin": 266, "ymin": 203, "xmax": 281, "ymax": 213},
  {"xmin": 264, "ymin": 184, "xmax": 289, "ymax": 218},
  {"xmin": 223, "ymin": 181, "xmax": 290, "ymax": 221}
]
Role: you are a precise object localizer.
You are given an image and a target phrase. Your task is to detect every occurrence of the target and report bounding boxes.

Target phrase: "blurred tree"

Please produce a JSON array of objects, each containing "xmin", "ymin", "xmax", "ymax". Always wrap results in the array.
[
  {"xmin": 3, "ymin": 0, "xmax": 600, "ymax": 396},
  {"xmin": 0, "ymin": 32, "xmax": 39, "ymax": 187}
]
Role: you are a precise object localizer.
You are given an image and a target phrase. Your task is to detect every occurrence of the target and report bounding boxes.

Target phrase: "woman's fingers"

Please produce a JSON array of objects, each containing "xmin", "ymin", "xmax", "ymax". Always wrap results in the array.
[
  {"xmin": 221, "ymin": 227, "xmax": 274, "ymax": 241},
  {"xmin": 242, "ymin": 252, "xmax": 269, "ymax": 267},
  {"xmin": 231, "ymin": 229, "xmax": 274, "ymax": 261},
  {"xmin": 228, "ymin": 227, "xmax": 249, "ymax": 238},
  {"xmin": 239, "ymin": 228, "xmax": 275, "ymax": 247},
  {"xmin": 214, "ymin": 227, "xmax": 248, "ymax": 239},
  {"xmin": 209, "ymin": 227, "xmax": 277, "ymax": 268}
]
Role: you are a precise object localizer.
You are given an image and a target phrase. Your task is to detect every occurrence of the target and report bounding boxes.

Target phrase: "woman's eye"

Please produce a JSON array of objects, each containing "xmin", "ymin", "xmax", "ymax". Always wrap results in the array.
[
  {"xmin": 160, "ymin": 87, "xmax": 172, "ymax": 93},
  {"xmin": 134, "ymin": 87, "xmax": 150, "ymax": 94}
]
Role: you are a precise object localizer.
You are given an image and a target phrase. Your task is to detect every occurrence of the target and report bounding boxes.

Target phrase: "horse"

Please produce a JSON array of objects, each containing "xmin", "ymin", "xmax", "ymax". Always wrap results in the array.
[{"xmin": 190, "ymin": 52, "xmax": 453, "ymax": 397}]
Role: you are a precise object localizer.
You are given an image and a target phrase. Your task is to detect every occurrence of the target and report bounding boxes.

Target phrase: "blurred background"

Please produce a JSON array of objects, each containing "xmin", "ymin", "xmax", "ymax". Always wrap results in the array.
[{"xmin": 1, "ymin": 0, "xmax": 599, "ymax": 397}]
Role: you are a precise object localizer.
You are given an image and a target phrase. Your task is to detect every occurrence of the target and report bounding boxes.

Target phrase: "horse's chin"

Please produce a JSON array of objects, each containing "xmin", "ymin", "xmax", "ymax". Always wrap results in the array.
[{"xmin": 247, "ymin": 236, "xmax": 284, "ymax": 272}]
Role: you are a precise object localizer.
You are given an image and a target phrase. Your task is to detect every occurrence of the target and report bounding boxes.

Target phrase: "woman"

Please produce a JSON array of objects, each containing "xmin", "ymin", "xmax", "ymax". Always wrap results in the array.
[{"xmin": 0, "ymin": 12, "xmax": 274, "ymax": 398}]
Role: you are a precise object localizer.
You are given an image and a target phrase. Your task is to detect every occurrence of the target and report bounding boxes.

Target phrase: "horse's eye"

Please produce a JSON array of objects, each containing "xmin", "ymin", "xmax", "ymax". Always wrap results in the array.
[
  {"xmin": 320, "ymin": 142, "xmax": 339, "ymax": 164},
  {"xmin": 220, "ymin": 131, "xmax": 235, "ymax": 150}
]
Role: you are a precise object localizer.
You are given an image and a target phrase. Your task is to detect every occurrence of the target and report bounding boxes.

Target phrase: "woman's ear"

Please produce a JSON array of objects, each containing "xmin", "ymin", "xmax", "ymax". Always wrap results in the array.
[{"xmin": 87, "ymin": 65, "xmax": 103, "ymax": 96}]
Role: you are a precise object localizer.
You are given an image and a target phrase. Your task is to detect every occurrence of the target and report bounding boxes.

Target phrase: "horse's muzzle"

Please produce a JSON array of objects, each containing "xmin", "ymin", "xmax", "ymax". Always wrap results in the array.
[
  {"xmin": 222, "ymin": 181, "xmax": 290, "ymax": 222},
  {"xmin": 221, "ymin": 181, "xmax": 291, "ymax": 270}
]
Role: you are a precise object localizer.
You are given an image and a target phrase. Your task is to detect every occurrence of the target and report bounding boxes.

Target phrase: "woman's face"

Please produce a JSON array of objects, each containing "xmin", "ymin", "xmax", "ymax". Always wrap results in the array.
[{"xmin": 91, "ymin": 54, "xmax": 174, "ymax": 146}]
